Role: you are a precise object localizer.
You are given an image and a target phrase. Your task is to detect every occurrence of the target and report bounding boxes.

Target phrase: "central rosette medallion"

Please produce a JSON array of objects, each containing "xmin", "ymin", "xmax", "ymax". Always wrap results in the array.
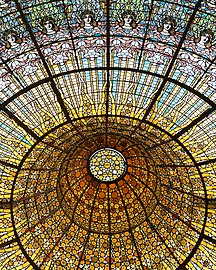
[
  {"xmin": 88, "ymin": 148, "xmax": 127, "ymax": 182},
  {"xmin": 12, "ymin": 121, "xmax": 202, "ymax": 268},
  {"xmin": 55, "ymin": 134, "xmax": 160, "ymax": 234}
]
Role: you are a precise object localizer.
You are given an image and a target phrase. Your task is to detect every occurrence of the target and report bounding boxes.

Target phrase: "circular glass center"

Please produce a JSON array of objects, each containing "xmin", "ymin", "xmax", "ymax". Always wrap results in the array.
[{"xmin": 89, "ymin": 148, "xmax": 127, "ymax": 182}]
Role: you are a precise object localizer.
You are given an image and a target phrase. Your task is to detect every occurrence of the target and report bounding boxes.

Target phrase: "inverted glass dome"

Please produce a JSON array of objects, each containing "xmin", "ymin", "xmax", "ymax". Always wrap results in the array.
[{"xmin": 0, "ymin": 0, "xmax": 216, "ymax": 269}]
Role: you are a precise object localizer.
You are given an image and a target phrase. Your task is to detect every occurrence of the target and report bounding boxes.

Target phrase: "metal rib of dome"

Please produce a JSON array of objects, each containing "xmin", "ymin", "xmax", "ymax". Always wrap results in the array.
[{"xmin": 0, "ymin": 1, "xmax": 215, "ymax": 269}]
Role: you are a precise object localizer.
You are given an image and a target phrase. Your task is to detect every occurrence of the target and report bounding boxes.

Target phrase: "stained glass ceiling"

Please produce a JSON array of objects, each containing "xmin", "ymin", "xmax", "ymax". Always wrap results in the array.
[{"xmin": 0, "ymin": 0, "xmax": 216, "ymax": 269}]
